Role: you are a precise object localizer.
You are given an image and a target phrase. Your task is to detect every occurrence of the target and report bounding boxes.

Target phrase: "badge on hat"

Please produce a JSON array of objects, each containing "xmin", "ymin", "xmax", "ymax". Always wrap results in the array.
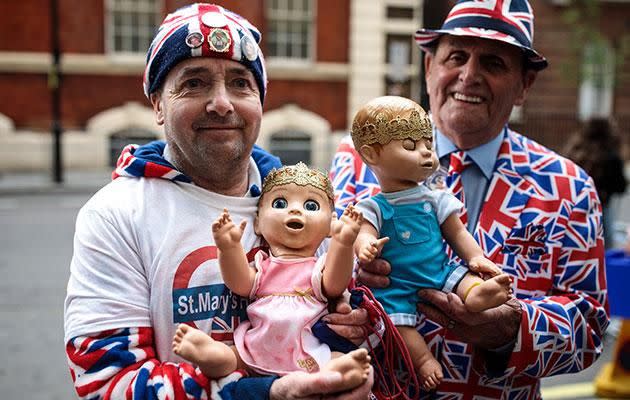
[
  {"xmin": 201, "ymin": 11, "xmax": 228, "ymax": 28},
  {"xmin": 185, "ymin": 32, "xmax": 204, "ymax": 49},
  {"xmin": 241, "ymin": 34, "xmax": 258, "ymax": 61},
  {"xmin": 209, "ymin": 28, "xmax": 231, "ymax": 52}
]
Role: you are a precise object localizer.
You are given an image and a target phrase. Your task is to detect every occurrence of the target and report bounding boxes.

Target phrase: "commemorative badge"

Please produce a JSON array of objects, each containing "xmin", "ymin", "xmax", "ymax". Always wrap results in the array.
[
  {"xmin": 185, "ymin": 32, "xmax": 204, "ymax": 49},
  {"xmin": 201, "ymin": 11, "xmax": 228, "ymax": 28},
  {"xmin": 241, "ymin": 34, "xmax": 258, "ymax": 61},
  {"xmin": 209, "ymin": 28, "xmax": 231, "ymax": 52}
]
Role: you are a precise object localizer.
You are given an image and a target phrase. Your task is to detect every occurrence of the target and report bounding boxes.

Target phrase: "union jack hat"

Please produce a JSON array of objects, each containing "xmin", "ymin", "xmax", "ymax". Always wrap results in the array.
[
  {"xmin": 414, "ymin": 0, "xmax": 548, "ymax": 71},
  {"xmin": 143, "ymin": 3, "xmax": 267, "ymax": 102}
]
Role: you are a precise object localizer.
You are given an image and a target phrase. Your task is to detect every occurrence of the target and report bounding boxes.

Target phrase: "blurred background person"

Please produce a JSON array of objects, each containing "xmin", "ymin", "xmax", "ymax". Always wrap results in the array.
[{"xmin": 564, "ymin": 117, "xmax": 627, "ymax": 248}]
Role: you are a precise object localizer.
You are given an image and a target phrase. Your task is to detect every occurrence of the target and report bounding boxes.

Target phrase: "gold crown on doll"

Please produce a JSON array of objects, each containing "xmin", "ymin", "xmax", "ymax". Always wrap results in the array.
[
  {"xmin": 351, "ymin": 109, "xmax": 432, "ymax": 149},
  {"xmin": 261, "ymin": 162, "xmax": 334, "ymax": 202}
]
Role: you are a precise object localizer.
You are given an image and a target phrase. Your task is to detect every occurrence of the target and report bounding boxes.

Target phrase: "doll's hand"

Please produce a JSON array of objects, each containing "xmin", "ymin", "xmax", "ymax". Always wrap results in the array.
[
  {"xmin": 211, "ymin": 208, "xmax": 247, "ymax": 250},
  {"xmin": 417, "ymin": 289, "xmax": 522, "ymax": 349},
  {"xmin": 468, "ymin": 256, "xmax": 502, "ymax": 278},
  {"xmin": 331, "ymin": 204, "xmax": 363, "ymax": 246},
  {"xmin": 356, "ymin": 237, "xmax": 389, "ymax": 264}
]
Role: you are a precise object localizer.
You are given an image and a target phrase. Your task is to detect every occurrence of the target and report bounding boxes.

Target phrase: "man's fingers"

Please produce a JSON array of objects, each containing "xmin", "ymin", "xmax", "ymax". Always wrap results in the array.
[
  {"xmin": 359, "ymin": 258, "xmax": 391, "ymax": 275},
  {"xmin": 356, "ymin": 258, "xmax": 391, "ymax": 288},
  {"xmin": 324, "ymin": 324, "xmax": 366, "ymax": 345},
  {"xmin": 356, "ymin": 269, "xmax": 389, "ymax": 288},
  {"xmin": 323, "ymin": 308, "xmax": 368, "ymax": 325},
  {"xmin": 417, "ymin": 302, "xmax": 450, "ymax": 328}
]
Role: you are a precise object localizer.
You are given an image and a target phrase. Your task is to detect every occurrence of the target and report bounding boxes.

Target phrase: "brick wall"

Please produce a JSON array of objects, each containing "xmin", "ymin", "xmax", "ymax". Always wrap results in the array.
[{"xmin": 265, "ymin": 80, "xmax": 348, "ymax": 130}]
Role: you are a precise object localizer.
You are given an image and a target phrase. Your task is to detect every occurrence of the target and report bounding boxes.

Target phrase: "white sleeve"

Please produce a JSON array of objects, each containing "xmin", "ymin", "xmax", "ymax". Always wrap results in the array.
[
  {"xmin": 64, "ymin": 205, "xmax": 150, "ymax": 342},
  {"xmin": 354, "ymin": 198, "xmax": 381, "ymax": 230},
  {"xmin": 434, "ymin": 190, "xmax": 463, "ymax": 225}
]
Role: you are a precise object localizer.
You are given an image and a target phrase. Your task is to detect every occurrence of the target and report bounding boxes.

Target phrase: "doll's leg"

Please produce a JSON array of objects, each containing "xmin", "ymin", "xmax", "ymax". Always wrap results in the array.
[
  {"xmin": 172, "ymin": 323, "xmax": 239, "ymax": 378},
  {"xmin": 324, "ymin": 348, "xmax": 372, "ymax": 392},
  {"xmin": 398, "ymin": 325, "xmax": 443, "ymax": 390},
  {"xmin": 457, "ymin": 272, "xmax": 512, "ymax": 313}
]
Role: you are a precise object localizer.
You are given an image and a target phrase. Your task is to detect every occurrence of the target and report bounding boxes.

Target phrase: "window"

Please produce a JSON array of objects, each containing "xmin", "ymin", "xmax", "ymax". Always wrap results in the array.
[
  {"xmin": 386, "ymin": 6, "xmax": 414, "ymax": 19},
  {"xmin": 269, "ymin": 130, "xmax": 312, "ymax": 165},
  {"xmin": 385, "ymin": 34, "xmax": 412, "ymax": 98},
  {"xmin": 106, "ymin": 0, "xmax": 162, "ymax": 54},
  {"xmin": 579, "ymin": 41, "xmax": 615, "ymax": 120},
  {"xmin": 266, "ymin": 0, "xmax": 315, "ymax": 60}
]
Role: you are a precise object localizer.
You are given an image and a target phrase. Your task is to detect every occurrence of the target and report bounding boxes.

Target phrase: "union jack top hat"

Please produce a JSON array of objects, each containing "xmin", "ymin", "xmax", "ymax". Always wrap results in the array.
[
  {"xmin": 414, "ymin": 0, "xmax": 548, "ymax": 71},
  {"xmin": 143, "ymin": 3, "xmax": 267, "ymax": 102}
]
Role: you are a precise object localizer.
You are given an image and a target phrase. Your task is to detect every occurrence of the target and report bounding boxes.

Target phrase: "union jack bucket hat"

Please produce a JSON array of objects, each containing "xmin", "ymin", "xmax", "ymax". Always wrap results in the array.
[
  {"xmin": 143, "ymin": 3, "xmax": 267, "ymax": 102},
  {"xmin": 414, "ymin": 0, "xmax": 548, "ymax": 71}
]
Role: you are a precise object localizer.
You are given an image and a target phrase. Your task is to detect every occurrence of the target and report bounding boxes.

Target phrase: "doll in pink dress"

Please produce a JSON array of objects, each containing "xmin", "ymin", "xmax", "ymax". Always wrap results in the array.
[{"xmin": 172, "ymin": 163, "xmax": 371, "ymax": 392}]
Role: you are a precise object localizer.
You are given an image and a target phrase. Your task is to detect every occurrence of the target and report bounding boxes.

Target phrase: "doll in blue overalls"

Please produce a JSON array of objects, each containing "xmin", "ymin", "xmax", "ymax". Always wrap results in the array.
[{"xmin": 351, "ymin": 96, "xmax": 513, "ymax": 391}]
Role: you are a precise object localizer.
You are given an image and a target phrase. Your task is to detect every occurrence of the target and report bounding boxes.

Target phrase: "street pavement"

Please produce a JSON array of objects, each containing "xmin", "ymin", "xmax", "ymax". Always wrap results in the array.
[{"xmin": 0, "ymin": 166, "xmax": 628, "ymax": 399}]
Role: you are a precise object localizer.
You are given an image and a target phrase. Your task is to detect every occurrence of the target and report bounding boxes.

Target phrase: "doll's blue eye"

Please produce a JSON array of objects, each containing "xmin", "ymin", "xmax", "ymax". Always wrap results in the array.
[
  {"xmin": 272, "ymin": 198, "xmax": 288, "ymax": 209},
  {"xmin": 304, "ymin": 200, "xmax": 320, "ymax": 211}
]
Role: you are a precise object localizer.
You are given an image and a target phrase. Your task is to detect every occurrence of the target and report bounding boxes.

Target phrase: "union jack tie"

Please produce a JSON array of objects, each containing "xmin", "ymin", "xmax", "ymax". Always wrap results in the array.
[{"xmin": 446, "ymin": 150, "xmax": 474, "ymax": 226}]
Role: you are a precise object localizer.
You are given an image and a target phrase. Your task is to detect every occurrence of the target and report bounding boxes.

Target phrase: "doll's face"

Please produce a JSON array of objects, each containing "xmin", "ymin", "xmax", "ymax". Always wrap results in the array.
[
  {"xmin": 368, "ymin": 136, "xmax": 439, "ymax": 192},
  {"xmin": 255, "ymin": 182, "xmax": 334, "ymax": 258}
]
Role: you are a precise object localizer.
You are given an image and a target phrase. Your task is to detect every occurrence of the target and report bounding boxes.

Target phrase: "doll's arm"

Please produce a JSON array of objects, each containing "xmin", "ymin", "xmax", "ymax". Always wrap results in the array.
[
  {"xmin": 212, "ymin": 209, "xmax": 256, "ymax": 297},
  {"xmin": 441, "ymin": 214, "xmax": 501, "ymax": 276},
  {"xmin": 323, "ymin": 205, "xmax": 363, "ymax": 298},
  {"xmin": 353, "ymin": 222, "xmax": 389, "ymax": 265}
]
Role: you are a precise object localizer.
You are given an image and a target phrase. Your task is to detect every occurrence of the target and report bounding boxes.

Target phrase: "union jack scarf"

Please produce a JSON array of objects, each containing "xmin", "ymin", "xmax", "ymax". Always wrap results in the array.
[{"xmin": 112, "ymin": 140, "xmax": 281, "ymax": 189}]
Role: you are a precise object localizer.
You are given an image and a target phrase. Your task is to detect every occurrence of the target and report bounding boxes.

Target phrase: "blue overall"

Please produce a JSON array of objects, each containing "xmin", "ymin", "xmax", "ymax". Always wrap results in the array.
[{"xmin": 369, "ymin": 193, "xmax": 465, "ymax": 326}]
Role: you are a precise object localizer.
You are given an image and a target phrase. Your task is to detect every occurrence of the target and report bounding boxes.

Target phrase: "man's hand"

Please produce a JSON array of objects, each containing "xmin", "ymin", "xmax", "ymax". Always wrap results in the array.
[
  {"xmin": 270, "ymin": 367, "xmax": 374, "ymax": 400},
  {"xmin": 323, "ymin": 295, "xmax": 370, "ymax": 345},
  {"xmin": 417, "ymin": 289, "xmax": 522, "ymax": 349},
  {"xmin": 356, "ymin": 258, "xmax": 391, "ymax": 289}
]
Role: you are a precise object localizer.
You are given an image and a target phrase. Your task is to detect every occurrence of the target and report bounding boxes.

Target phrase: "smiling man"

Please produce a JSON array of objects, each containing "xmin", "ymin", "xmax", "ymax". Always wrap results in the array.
[
  {"xmin": 330, "ymin": 0, "xmax": 609, "ymax": 398},
  {"xmin": 64, "ymin": 3, "xmax": 373, "ymax": 400}
]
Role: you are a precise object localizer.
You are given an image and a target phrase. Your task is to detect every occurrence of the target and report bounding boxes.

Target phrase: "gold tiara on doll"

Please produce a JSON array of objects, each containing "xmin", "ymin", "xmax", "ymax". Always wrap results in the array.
[
  {"xmin": 261, "ymin": 162, "xmax": 334, "ymax": 201},
  {"xmin": 351, "ymin": 109, "xmax": 432, "ymax": 149}
]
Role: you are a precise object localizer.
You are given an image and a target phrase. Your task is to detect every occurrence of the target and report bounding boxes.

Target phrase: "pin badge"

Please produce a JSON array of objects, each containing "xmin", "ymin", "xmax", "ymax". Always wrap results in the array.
[
  {"xmin": 241, "ymin": 34, "xmax": 258, "ymax": 61},
  {"xmin": 209, "ymin": 28, "xmax": 231, "ymax": 52},
  {"xmin": 185, "ymin": 32, "xmax": 204, "ymax": 49},
  {"xmin": 201, "ymin": 12, "xmax": 228, "ymax": 28},
  {"xmin": 423, "ymin": 202, "xmax": 432, "ymax": 213}
]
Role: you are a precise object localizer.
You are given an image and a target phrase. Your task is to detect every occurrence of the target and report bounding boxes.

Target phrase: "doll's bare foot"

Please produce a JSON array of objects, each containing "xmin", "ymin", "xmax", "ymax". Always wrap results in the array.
[
  {"xmin": 172, "ymin": 324, "xmax": 237, "ymax": 378},
  {"xmin": 323, "ymin": 349, "xmax": 371, "ymax": 392},
  {"xmin": 414, "ymin": 354, "xmax": 443, "ymax": 391},
  {"xmin": 465, "ymin": 274, "xmax": 512, "ymax": 313}
]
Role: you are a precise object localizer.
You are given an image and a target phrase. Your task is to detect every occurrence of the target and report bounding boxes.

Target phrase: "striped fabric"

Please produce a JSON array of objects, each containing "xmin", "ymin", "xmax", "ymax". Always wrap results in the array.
[{"xmin": 414, "ymin": 0, "xmax": 548, "ymax": 71}]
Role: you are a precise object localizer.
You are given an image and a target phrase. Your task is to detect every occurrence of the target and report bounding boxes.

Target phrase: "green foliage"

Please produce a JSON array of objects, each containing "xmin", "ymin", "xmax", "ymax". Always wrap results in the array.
[{"xmin": 560, "ymin": 0, "xmax": 628, "ymax": 85}]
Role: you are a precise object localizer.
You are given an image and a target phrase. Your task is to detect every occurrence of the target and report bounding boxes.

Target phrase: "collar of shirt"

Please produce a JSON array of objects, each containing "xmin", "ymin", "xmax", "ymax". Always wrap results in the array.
[
  {"xmin": 435, "ymin": 126, "xmax": 507, "ymax": 180},
  {"xmin": 163, "ymin": 143, "xmax": 262, "ymax": 197}
]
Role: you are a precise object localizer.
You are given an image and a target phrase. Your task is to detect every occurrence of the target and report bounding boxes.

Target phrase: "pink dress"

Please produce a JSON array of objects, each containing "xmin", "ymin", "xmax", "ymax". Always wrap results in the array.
[{"xmin": 232, "ymin": 251, "xmax": 332, "ymax": 375}]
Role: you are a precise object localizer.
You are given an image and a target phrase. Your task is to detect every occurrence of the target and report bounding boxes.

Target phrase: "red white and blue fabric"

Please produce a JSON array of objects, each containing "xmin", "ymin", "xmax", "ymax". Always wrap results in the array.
[
  {"xmin": 414, "ymin": 0, "xmax": 548, "ymax": 71},
  {"xmin": 66, "ymin": 141, "xmax": 281, "ymax": 400},
  {"xmin": 143, "ymin": 3, "xmax": 267, "ymax": 101},
  {"xmin": 329, "ymin": 128, "xmax": 609, "ymax": 399},
  {"xmin": 329, "ymin": 135, "xmax": 381, "ymax": 217},
  {"xmin": 112, "ymin": 140, "xmax": 280, "ymax": 192},
  {"xmin": 446, "ymin": 150, "xmax": 474, "ymax": 227}
]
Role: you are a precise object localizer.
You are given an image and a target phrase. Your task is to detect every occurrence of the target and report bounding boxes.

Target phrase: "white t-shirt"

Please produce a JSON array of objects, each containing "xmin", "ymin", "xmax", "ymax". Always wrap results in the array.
[{"xmin": 64, "ymin": 162, "xmax": 263, "ymax": 362}]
